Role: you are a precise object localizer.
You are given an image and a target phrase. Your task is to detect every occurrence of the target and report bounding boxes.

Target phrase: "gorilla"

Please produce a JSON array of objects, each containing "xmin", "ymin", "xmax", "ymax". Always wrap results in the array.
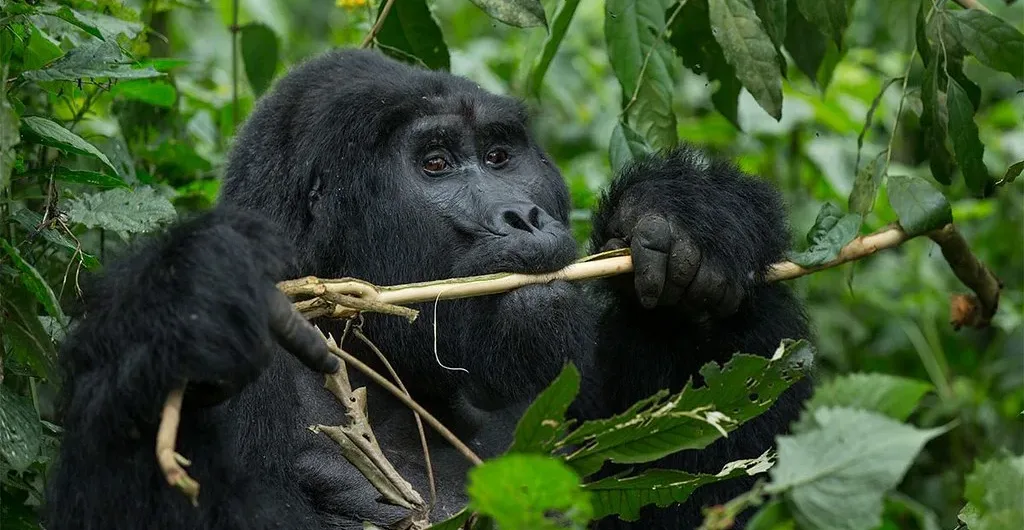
[{"xmin": 44, "ymin": 49, "xmax": 810, "ymax": 530}]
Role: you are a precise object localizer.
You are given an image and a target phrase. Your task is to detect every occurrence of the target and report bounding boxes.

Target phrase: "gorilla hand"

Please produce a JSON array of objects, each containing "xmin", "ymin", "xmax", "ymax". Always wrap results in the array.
[{"xmin": 601, "ymin": 214, "xmax": 744, "ymax": 317}]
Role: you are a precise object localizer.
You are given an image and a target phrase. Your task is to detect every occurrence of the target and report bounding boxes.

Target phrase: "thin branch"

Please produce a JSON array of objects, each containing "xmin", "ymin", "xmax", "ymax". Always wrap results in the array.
[
  {"xmin": 156, "ymin": 385, "xmax": 200, "ymax": 506},
  {"xmin": 361, "ymin": 0, "xmax": 397, "ymax": 49},
  {"xmin": 953, "ymin": 0, "xmax": 992, "ymax": 12},
  {"xmin": 619, "ymin": 0, "xmax": 688, "ymax": 116}
]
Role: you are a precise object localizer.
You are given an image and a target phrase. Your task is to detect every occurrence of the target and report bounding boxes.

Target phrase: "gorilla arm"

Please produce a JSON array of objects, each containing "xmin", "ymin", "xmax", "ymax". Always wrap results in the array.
[{"xmin": 44, "ymin": 210, "xmax": 337, "ymax": 530}]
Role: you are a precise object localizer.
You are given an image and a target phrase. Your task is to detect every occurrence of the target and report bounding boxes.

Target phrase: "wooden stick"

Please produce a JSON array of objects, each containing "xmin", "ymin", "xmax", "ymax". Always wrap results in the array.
[{"xmin": 156, "ymin": 386, "xmax": 200, "ymax": 506}]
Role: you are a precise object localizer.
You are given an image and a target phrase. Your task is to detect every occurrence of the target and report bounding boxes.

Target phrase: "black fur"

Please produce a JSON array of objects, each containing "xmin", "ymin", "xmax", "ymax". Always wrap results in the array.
[{"xmin": 45, "ymin": 49, "xmax": 811, "ymax": 530}]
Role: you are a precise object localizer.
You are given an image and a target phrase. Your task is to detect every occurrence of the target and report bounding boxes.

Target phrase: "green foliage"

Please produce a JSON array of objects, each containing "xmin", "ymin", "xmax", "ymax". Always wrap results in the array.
[
  {"xmin": 710, "ymin": 0, "xmax": 783, "ymax": 119},
  {"xmin": 803, "ymin": 372, "xmax": 932, "ymax": 422},
  {"xmin": 0, "ymin": 387, "xmax": 41, "ymax": 472},
  {"xmin": 19, "ymin": 116, "xmax": 116, "ymax": 173},
  {"xmin": 20, "ymin": 41, "xmax": 160, "ymax": 82},
  {"xmin": 375, "ymin": 0, "xmax": 450, "ymax": 70},
  {"xmin": 789, "ymin": 202, "xmax": 861, "ymax": 267},
  {"xmin": 886, "ymin": 174, "xmax": 953, "ymax": 236},
  {"xmin": 959, "ymin": 455, "xmax": 1024, "ymax": 530},
  {"xmin": 469, "ymin": 0, "xmax": 547, "ymax": 28},
  {"xmin": 66, "ymin": 187, "xmax": 177, "ymax": 240},
  {"xmin": 467, "ymin": 454, "xmax": 591, "ymax": 529},
  {"xmin": 508, "ymin": 363, "xmax": 580, "ymax": 454},
  {"xmin": 240, "ymin": 23, "xmax": 280, "ymax": 97}
]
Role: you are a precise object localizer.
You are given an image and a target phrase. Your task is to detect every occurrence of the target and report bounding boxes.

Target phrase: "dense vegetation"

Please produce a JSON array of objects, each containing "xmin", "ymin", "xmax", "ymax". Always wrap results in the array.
[{"xmin": 1, "ymin": 1, "xmax": 1021, "ymax": 529}]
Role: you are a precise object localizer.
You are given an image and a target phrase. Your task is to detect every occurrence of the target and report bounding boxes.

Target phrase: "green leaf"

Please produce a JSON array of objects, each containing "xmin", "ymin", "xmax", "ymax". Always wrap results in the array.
[
  {"xmin": 960, "ymin": 455, "xmax": 1024, "ymax": 530},
  {"xmin": 804, "ymin": 373, "xmax": 932, "ymax": 422},
  {"xmin": 66, "ymin": 186, "xmax": 177, "ymax": 239},
  {"xmin": 769, "ymin": 407, "xmax": 949, "ymax": 530},
  {"xmin": 608, "ymin": 120, "xmax": 651, "ymax": 173},
  {"xmin": 585, "ymin": 452, "xmax": 773, "ymax": 521},
  {"xmin": 947, "ymin": 9, "xmax": 1024, "ymax": 81},
  {"xmin": 747, "ymin": 499, "xmax": 797, "ymax": 530},
  {"xmin": 375, "ymin": 0, "xmax": 450, "ymax": 71},
  {"xmin": 526, "ymin": 0, "xmax": 581, "ymax": 95},
  {"xmin": 883, "ymin": 493, "xmax": 940, "ymax": 530},
  {"xmin": 794, "ymin": 0, "xmax": 848, "ymax": 48},
  {"xmin": 21, "ymin": 41, "xmax": 161, "ymax": 82},
  {"xmin": 997, "ymin": 160, "xmax": 1024, "ymax": 187},
  {"xmin": 39, "ymin": 4, "xmax": 144, "ymax": 41},
  {"xmin": 20, "ymin": 116, "xmax": 117, "ymax": 174},
  {"xmin": 753, "ymin": 0, "xmax": 786, "ymax": 50},
  {"xmin": 919, "ymin": 54, "xmax": 955, "ymax": 186},
  {"xmin": 1, "ymin": 285, "xmax": 59, "ymax": 380},
  {"xmin": 784, "ymin": 0, "xmax": 828, "ymax": 84},
  {"xmin": 788, "ymin": 203, "xmax": 861, "ymax": 267},
  {"xmin": 11, "ymin": 208, "xmax": 100, "ymax": 269},
  {"xmin": 470, "ymin": 0, "xmax": 547, "ymax": 28},
  {"xmin": 509, "ymin": 363, "xmax": 580, "ymax": 454},
  {"xmin": 848, "ymin": 152, "xmax": 887, "ymax": 216},
  {"xmin": 0, "ymin": 238, "xmax": 66, "ymax": 322},
  {"xmin": 887, "ymin": 174, "xmax": 953, "ymax": 237},
  {"xmin": 22, "ymin": 24, "xmax": 64, "ymax": 72},
  {"xmin": 424, "ymin": 509, "xmax": 472, "ymax": 530},
  {"xmin": 0, "ymin": 387, "xmax": 42, "ymax": 472},
  {"xmin": 946, "ymin": 78, "xmax": 991, "ymax": 196},
  {"xmin": 669, "ymin": 0, "xmax": 743, "ymax": 126},
  {"xmin": 111, "ymin": 79, "xmax": 177, "ymax": 107},
  {"xmin": 709, "ymin": 0, "xmax": 783, "ymax": 120},
  {"xmin": 606, "ymin": 0, "xmax": 678, "ymax": 150},
  {"xmin": 240, "ymin": 23, "xmax": 279, "ymax": 97},
  {"xmin": 1, "ymin": 68, "xmax": 19, "ymax": 192},
  {"xmin": 564, "ymin": 340, "xmax": 813, "ymax": 476},
  {"xmin": 468, "ymin": 454, "xmax": 592, "ymax": 530},
  {"xmin": 51, "ymin": 166, "xmax": 128, "ymax": 188}
]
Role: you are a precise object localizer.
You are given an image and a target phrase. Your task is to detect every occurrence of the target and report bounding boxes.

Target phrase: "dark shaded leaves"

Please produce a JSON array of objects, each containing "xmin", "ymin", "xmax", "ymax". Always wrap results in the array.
[
  {"xmin": 669, "ymin": 0, "xmax": 743, "ymax": 126},
  {"xmin": 470, "ymin": 0, "xmax": 547, "ymax": 28},
  {"xmin": 788, "ymin": 203, "xmax": 861, "ymax": 267},
  {"xmin": 609, "ymin": 121, "xmax": 652, "ymax": 173},
  {"xmin": 709, "ymin": 0, "xmax": 783, "ymax": 119},
  {"xmin": 240, "ymin": 23, "xmax": 280, "ymax": 97},
  {"xmin": 946, "ymin": 78, "xmax": 991, "ymax": 196},
  {"xmin": 946, "ymin": 9, "xmax": 1024, "ymax": 81},
  {"xmin": 375, "ymin": 0, "xmax": 451, "ymax": 71},
  {"xmin": 886, "ymin": 174, "xmax": 952, "ymax": 237},
  {"xmin": 0, "ymin": 387, "xmax": 42, "ymax": 472},
  {"xmin": 794, "ymin": 0, "xmax": 848, "ymax": 48}
]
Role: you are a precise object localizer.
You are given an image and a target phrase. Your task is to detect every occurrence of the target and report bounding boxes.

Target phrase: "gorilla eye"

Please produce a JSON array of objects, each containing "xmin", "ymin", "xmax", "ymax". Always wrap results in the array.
[
  {"xmin": 423, "ymin": 156, "xmax": 451, "ymax": 175},
  {"xmin": 485, "ymin": 148, "xmax": 509, "ymax": 168}
]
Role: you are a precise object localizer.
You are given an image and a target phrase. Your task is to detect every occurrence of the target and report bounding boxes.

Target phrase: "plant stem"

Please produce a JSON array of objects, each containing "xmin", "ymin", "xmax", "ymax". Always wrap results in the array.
[{"xmin": 361, "ymin": 0, "xmax": 396, "ymax": 49}]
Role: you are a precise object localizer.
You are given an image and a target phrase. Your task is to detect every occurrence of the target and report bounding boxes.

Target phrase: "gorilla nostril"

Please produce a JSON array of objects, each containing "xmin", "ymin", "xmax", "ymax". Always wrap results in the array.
[
  {"xmin": 528, "ymin": 206, "xmax": 541, "ymax": 229},
  {"xmin": 503, "ymin": 210, "xmax": 533, "ymax": 232}
]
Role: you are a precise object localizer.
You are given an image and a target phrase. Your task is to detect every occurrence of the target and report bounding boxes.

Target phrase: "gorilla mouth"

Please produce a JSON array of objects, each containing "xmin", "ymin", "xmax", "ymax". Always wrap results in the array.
[{"xmin": 453, "ymin": 230, "xmax": 580, "ymax": 278}]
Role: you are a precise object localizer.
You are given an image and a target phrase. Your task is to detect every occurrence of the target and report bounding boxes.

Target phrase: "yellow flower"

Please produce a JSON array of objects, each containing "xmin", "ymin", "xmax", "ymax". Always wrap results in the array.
[{"xmin": 336, "ymin": 0, "xmax": 368, "ymax": 9}]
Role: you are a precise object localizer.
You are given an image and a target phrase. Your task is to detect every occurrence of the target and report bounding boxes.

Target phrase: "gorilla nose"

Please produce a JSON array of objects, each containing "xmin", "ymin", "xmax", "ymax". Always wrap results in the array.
[{"xmin": 499, "ymin": 204, "xmax": 552, "ymax": 234}]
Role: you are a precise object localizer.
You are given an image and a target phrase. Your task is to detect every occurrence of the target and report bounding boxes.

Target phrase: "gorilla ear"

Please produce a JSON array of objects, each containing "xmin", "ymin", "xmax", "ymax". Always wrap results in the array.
[{"xmin": 308, "ymin": 175, "xmax": 324, "ymax": 210}]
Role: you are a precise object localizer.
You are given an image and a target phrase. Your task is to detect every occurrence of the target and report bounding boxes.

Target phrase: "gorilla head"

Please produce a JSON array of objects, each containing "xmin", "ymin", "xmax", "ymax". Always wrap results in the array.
[{"xmin": 220, "ymin": 50, "xmax": 591, "ymax": 405}]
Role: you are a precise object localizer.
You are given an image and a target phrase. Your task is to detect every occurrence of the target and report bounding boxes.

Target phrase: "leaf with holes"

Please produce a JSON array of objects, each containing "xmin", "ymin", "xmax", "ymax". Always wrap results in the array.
[
  {"xmin": 563, "ymin": 340, "xmax": 813, "ymax": 476},
  {"xmin": 376, "ymin": 0, "xmax": 450, "ymax": 70},
  {"xmin": 886, "ymin": 174, "xmax": 952, "ymax": 237},
  {"xmin": 468, "ymin": 454, "xmax": 591, "ymax": 529},
  {"xmin": 946, "ymin": 9, "xmax": 1024, "ymax": 81},
  {"xmin": 770, "ymin": 408, "xmax": 949, "ymax": 530},
  {"xmin": 470, "ymin": 0, "xmax": 547, "ymax": 28},
  {"xmin": 946, "ymin": 79, "xmax": 991, "ymax": 196},
  {"xmin": 788, "ymin": 203, "xmax": 861, "ymax": 267},
  {"xmin": 20, "ymin": 116, "xmax": 117, "ymax": 174},
  {"xmin": 66, "ymin": 187, "xmax": 177, "ymax": 239},
  {"xmin": 803, "ymin": 373, "xmax": 932, "ymax": 423},
  {"xmin": 21, "ymin": 41, "xmax": 160, "ymax": 82},
  {"xmin": 585, "ymin": 451, "xmax": 773, "ymax": 521},
  {"xmin": 240, "ymin": 23, "xmax": 279, "ymax": 97},
  {"xmin": 508, "ymin": 363, "xmax": 580, "ymax": 454},
  {"xmin": 709, "ymin": 0, "xmax": 783, "ymax": 119},
  {"xmin": 0, "ymin": 387, "xmax": 42, "ymax": 472}
]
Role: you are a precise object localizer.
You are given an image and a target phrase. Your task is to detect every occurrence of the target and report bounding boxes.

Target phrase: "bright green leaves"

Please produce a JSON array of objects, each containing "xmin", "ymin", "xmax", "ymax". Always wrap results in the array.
[
  {"xmin": 606, "ymin": 0, "xmax": 679, "ymax": 151},
  {"xmin": 769, "ymin": 408, "xmax": 949, "ymax": 530},
  {"xmin": 803, "ymin": 373, "xmax": 932, "ymax": 422},
  {"xmin": 0, "ymin": 387, "xmax": 42, "ymax": 472},
  {"xmin": 886, "ymin": 174, "xmax": 953, "ymax": 237},
  {"xmin": 945, "ymin": 9, "xmax": 1024, "ymax": 81},
  {"xmin": 375, "ymin": 0, "xmax": 450, "ymax": 71},
  {"xmin": 469, "ymin": 0, "xmax": 547, "ymax": 28},
  {"xmin": 66, "ymin": 187, "xmax": 177, "ymax": 240},
  {"xmin": 946, "ymin": 79, "xmax": 991, "ymax": 196},
  {"xmin": 468, "ymin": 454, "xmax": 592, "ymax": 530},
  {"xmin": 240, "ymin": 23, "xmax": 280, "ymax": 97},
  {"xmin": 794, "ymin": 0, "xmax": 849, "ymax": 49},
  {"xmin": 508, "ymin": 364, "xmax": 580, "ymax": 454},
  {"xmin": 110, "ymin": 79, "xmax": 178, "ymax": 108},
  {"xmin": 709, "ymin": 0, "xmax": 783, "ymax": 119},
  {"xmin": 959, "ymin": 455, "xmax": 1024, "ymax": 530},
  {"xmin": 788, "ymin": 203, "xmax": 861, "ymax": 268},
  {"xmin": 20, "ymin": 116, "xmax": 117, "ymax": 174},
  {"xmin": 20, "ymin": 41, "xmax": 160, "ymax": 82},
  {"xmin": 585, "ymin": 453, "xmax": 772, "ymax": 521}
]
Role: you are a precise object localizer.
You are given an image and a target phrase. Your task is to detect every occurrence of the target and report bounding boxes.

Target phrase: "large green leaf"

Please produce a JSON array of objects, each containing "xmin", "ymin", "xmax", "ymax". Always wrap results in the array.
[
  {"xmin": 769, "ymin": 407, "xmax": 949, "ymax": 530},
  {"xmin": 0, "ymin": 238, "xmax": 65, "ymax": 322},
  {"xmin": 470, "ymin": 0, "xmax": 547, "ymax": 28},
  {"xmin": 946, "ymin": 78, "xmax": 991, "ymax": 196},
  {"xmin": 66, "ymin": 187, "xmax": 177, "ymax": 239},
  {"xmin": 919, "ymin": 52, "xmax": 955, "ymax": 186},
  {"xmin": 240, "ymin": 23, "xmax": 279, "ymax": 97},
  {"xmin": 752, "ymin": 0, "xmax": 786, "ymax": 50},
  {"xmin": 508, "ymin": 363, "xmax": 580, "ymax": 454},
  {"xmin": 784, "ymin": 0, "xmax": 828, "ymax": 84},
  {"xmin": 468, "ymin": 454, "xmax": 592, "ymax": 530},
  {"xmin": 111, "ymin": 79, "xmax": 177, "ymax": 108},
  {"xmin": 848, "ymin": 152, "xmax": 886, "ymax": 216},
  {"xmin": 1, "ymin": 285, "xmax": 59, "ymax": 380},
  {"xmin": 886, "ymin": 174, "xmax": 953, "ymax": 237},
  {"xmin": 669, "ymin": 0, "xmax": 743, "ymax": 126},
  {"xmin": 606, "ymin": 0, "xmax": 678, "ymax": 150},
  {"xmin": 526, "ymin": 0, "xmax": 581, "ymax": 95},
  {"xmin": 38, "ymin": 3, "xmax": 144, "ymax": 41},
  {"xmin": 0, "ymin": 387, "xmax": 42, "ymax": 472},
  {"xmin": 375, "ymin": 0, "xmax": 450, "ymax": 71},
  {"xmin": 1, "ymin": 68, "xmax": 19, "ymax": 192},
  {"xmin": 946, "ymin": 9, "xmax": 1024, "ymax": 81},
  {"xmin": 803, "ymin": 373, "xmax": 932, "ymax": 422},
  {"xmin": 787, "ymin": 203, "xmax": 861, "ymax": 268},
  {"xmin": 794, "ymin": 0, "xmax": 848, "ymax": 48},
  {"xmin": 563, "ymin": 340, "xmax": 813, "ymax": 476},
  {"xmin": 960, "ymin": 455, "xmax": 1024, "ymax": 530},
  {"xmin": 584, "ymin": 452, "xmax": 773, "ymax": 521},
  {"xmin": 608, "ymin": 120, "xmax": 651, "ymax": 173},
  {"xmin": 20, "ymin": 41, "xmax": 160, "ymax": 82},
  {"xmin": 709, "ymin": 0, "xmax": 783, "ymax": 120},
  {"xmin": 20, "ymin": 116, "xmax": 117, "ymax": 174}
]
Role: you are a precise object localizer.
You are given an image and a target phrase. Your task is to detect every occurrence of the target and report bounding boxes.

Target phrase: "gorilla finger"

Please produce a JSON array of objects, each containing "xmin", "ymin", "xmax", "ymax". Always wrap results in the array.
[
  {"xmin": 267, "ymin": 289, "xmax": 340, "ymax": 374},
  {"xmin": 686, "ymin": 264, "xmax": 727, "ymax": 311},
  {"xmin": 600, "ymin": 237, "xmax": 627, "ymax": 253},
  {"xmin": 632, "ymin": 216, "xmax": 673, "ymax": 308},
  {"xmin": 667, "ymin": 230, "xmax": 701, "ymax": 291}
]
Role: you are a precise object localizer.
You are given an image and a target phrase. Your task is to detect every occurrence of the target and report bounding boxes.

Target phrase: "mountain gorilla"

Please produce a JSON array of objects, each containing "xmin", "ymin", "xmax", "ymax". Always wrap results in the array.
[{"xmin": 45, "ymin": 50, "xmax": 811, "ymax": 529}]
